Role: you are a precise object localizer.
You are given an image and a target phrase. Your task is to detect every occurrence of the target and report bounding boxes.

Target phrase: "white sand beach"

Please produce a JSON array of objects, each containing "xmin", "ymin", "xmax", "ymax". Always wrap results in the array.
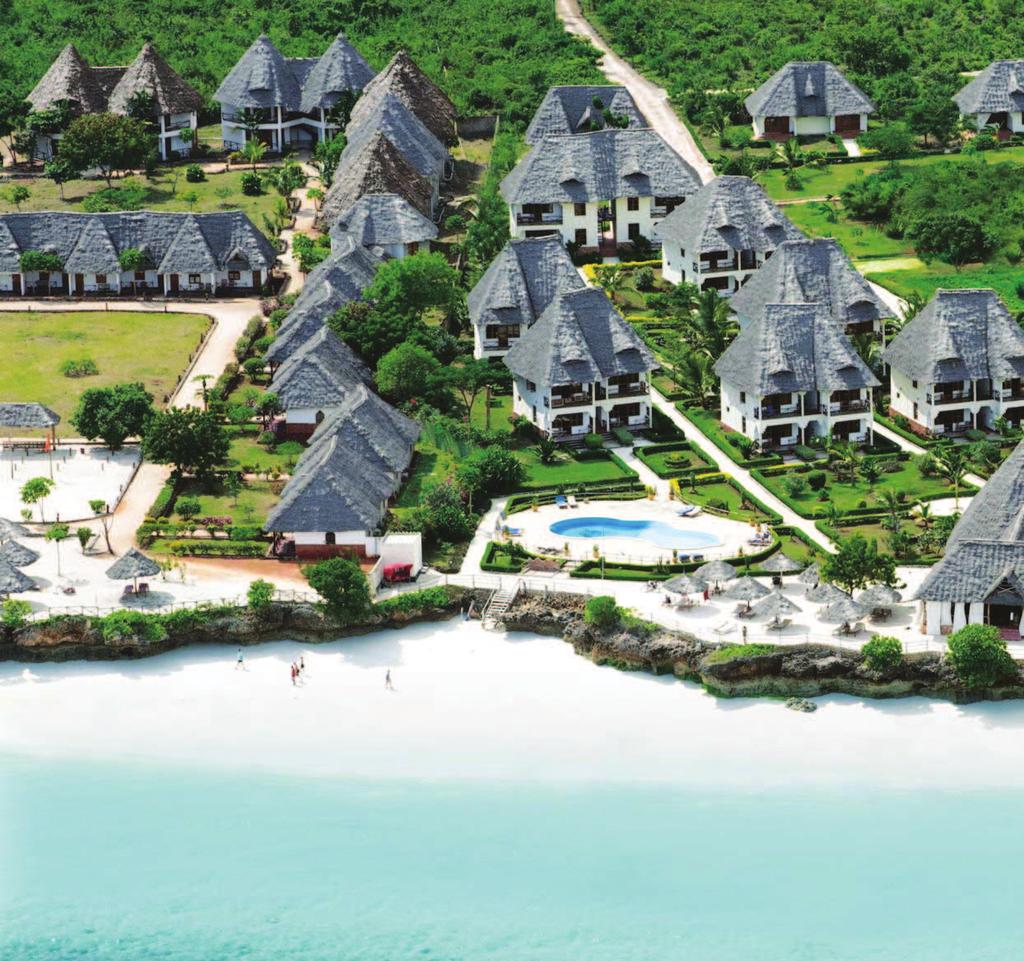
[{"xmin": 3, "ymin": 619, "xmax": 1024, "ymax": 788}]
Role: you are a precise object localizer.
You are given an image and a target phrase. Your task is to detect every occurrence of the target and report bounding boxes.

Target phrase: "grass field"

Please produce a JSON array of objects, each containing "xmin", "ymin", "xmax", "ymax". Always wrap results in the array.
[
  {"xmin": 0, "ymin": 167, "xmax": 281, "ymax": 233},
  {"xmin": 517, "ymin": 449, "xmax": 635, "ymax": 489},
  {"xmin": 867, "ymin": 262, "xmax": 1024, "ymax": 313},
  {"xmin": 0, "ymin": 310, "xmax": 211, "ymax": 424},
  {"xmin": 783, "ymin": 203, "xmax": 912, "ymax": 261}
]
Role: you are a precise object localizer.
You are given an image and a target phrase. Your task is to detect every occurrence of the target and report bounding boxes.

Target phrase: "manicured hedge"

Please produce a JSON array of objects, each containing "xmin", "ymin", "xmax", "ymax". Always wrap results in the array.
[
  {"xmin": 481, "ymin": 541, "xmax": 530, "ymax": 573},
  {"xmin": 506, "ymin": 486, "xmax": 645, "ymax": 515},
  {"xmin": 635, "ymin": 441, "xmax": 716, "ymax": 479},
  {"xmin": 679, "ymin": 405, "xmax": 784, "ymax": 468},
  {"xmin": 569, "ymin": 538, "xmax": 782, "ymax": 580}
]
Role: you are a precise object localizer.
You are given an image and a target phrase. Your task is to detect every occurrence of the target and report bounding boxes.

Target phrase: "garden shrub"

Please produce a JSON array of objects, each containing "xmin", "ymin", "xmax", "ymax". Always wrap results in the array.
[
  {"xmin": 584, "ymin": 433, "xmax": 605, "ymax": 450},
  {"xmin": 584, "ymin": 595, "xmax": 621, "ymax": 630},
  {"xmin": 862, "ymin": 635, "xmax": 902, "ymax": 672},
  {"xmin": 247, "ymin": 578, "xmax": 274, "ymax": 612},
  {"xmin": 1, "ymin": 598, "xmax": 31, "ymax": 630},
  {"xmin": 946, "ymin": 624, "xmax": 1018, "ymax": 688},
  {"xmin": 185, "ymin": 163, "xmax": 205, "ymax": 182},
  {"xmin": 100, "ymin": 610, "xmax": 168, "ymax": 644},
  {"xmin": 240, "ymin": 172, "xmax": 263, "ymax": 196},
  {"xmin": 807, "ymin": 470, "xmax": 827, "ymax": 491},
  {"xmin": 634, "ymin": 266, "xmax": 655, "ymax": 291},
  {"xmin": 783, "ymin": 474, "xmax": 808, "ymax": 497},
  {"xmin": 59, "ymin": 357, "xmax": 98, "ymax": 377}
]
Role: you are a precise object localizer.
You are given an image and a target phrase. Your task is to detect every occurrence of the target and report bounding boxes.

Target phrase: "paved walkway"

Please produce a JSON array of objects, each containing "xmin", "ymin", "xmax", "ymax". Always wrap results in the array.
[
  {"xmin": 276, "ymin": 161, "xmax": 320, "ymax": 291},
  {"xmin": 870, "ymin": 419, "xmax": 986, "ymax": 490},
  {"xmin": 842, "ymin": 138, "xmax": 862, "ymax": 158},
  {"xmin": 555, "ymin": 0, "xmax": 715, "ymax": 183}
]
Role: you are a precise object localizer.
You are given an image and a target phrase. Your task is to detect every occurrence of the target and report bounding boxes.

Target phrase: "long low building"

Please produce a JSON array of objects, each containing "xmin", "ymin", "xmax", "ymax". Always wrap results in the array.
[{"xmin": 0, "ymin": 211, "xmax": 277, "ymax": 296}]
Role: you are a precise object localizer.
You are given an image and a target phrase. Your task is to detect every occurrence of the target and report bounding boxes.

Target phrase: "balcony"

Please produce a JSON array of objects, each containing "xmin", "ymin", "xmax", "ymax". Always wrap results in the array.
[
  {"xmin": 1002, "ymin": 389, "xmax": 1024, "ymax": 401},
  {"xmin": 483, "ymin": 338, "xmax": 516, "ymax": 351},
  {"xmin": 829, "ymin": 398, "xmax": 868, "ymax": 415},
  {"xmin": 596, "ymin": 382, "xmax": 648, "ymax": 400},
  {"xmin": 516, "ymin": 211, "xmax": 563, "ymax": 226},
  {"xmin": 927, "ymin": 388, "xmax": 970, "ymax": 406},
  {"xmin": 696, "ymin": 257, "xmax": 739, "ymax": 274},
  {"xmin": 547, "ymin": 392, "xmax": 593, "ymax": 409}
]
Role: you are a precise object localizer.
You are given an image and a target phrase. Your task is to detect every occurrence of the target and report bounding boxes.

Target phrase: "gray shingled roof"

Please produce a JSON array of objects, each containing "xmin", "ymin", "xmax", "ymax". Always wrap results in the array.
[
  {"xmin": 954, "ymin": 61, "xmax": 1024, "ymax": 116},
  {"xmin": 319, "ymin": 131, "xmax": 435, "ymax": 226},
  {"xmin": 503, "ymin": 287, "xmax": 656, "ymax": 387},
  {"xmin": 744, "ymin": 61, "xmax": 875, "ymax": 118},
  {"xmin": 329, "ymin": 194, "xmax": 437, "ymax": 249},
  {"xmin": 265, "ymin": 384, "xmax": 419, "ymax": 534},
  {"xmin": 299, "ymin": 33, "xmax": 375, "ymax": 112},
  {"xmin": 27, "ymin": 44, "xmax": 108, "ymax": 113},
  {"xmin": 729, "ymin": 238, "xmax": 892, "ymax": 330},
  {"xmin": 0, "ymin": 539, "xmax": 40, "ymax": 567},
  {"xmin": 468, "ymin": 235, "xmax": 585, "ymax": 333},
  {"xmin": 500, "ymin": 128, "xmax": 701, "ymax": 205},
  {"xmin": 0, "ymin": 558, "xmax": 35, "ymax": 594},
  {"xmin": 0, "ymin": 403, "xmax": 60, "ymax": 428},
  {"xmin": 525, "ymin": 85, "xmax": 648, "ymax": 143},
  {"xmin": 653, "ymin": 175, "xmax": 804, "ymax": 255},
  {"xmin": 105, "ymin": 547, "xmax": 161, "ymax": 580},
  {"xmin": 882, "ymin": 289, "xmax": 1024, "ymax": 386},
  {"xmin": 107, "ymin": 43, "xmax": 204, "ymax": 116},
  {"xmin": 269, "ymin": 325, "xmax": 371, "ymax": 410},
  {"xmin": 0, "ymin": 211, "xmax": 275, "ymax": 275},
  {"xmin": 215, "ymin": 35, "xmax": 304, "ymax": 110},
  {"xmin": 350, "ymin": 50, "xmax": 457, "ymax": 145},
  {"xmin": 916, "ymin": 442, "xmax": 1024, "ymax": 602},
  {"xmin": 715, "ymin": 302, "xmax": 880, "ymax": 396},
  {"xmin": 264, "ymin": 235, "xmax": 380, "ymax": 365},
  {"xmin": 344, "ymin": 93, "xmax": 448, "ymax": 183}
]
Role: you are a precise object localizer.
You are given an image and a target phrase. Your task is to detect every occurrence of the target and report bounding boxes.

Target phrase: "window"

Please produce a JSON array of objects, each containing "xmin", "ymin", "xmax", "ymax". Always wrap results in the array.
[
  {"xmin": 315, "ymin": 410, "xmax": 325, "ymax": 424},
  {"xmin": 228, "ymin": 270, "xmax": 241, "ymax": 281},
  {"xmin": 628, "ymin": 223, "xmax": 640, "ymax": 241},
  {"xmin": 574, "ymin": 202, "xmax": 586, "ymax": 216},
  {"xmin": 525, "ymin": 380, "xmax": 536, "ymax": 393},
  {"xmin": 574, "ymin": 228, "xmax": 587, "ymax": 245},
  {"xmin": 189, "ymin": 274, "xmax": 201, "ymax": 285},
  {"xmin": 912, "ymin": 380, "xmax": 918, "ymax": 389},
  {"xmin": 134, "ymin": 271, "xmax": 146, "ymax": 281},
  {"xmin": 627, "ymin": 196, "xmax": 640, "ymax": 212},
  {"xmin": 95, "ymin": 274, "xmax": 106, "ymax": 284},
  {"xmin": 325, "ymin": 532, "xmax": 336, "ymax": 545},
  {"xmin": 407, "ymin": 242, "xmax": 419, "ymax": 255},
  {"xmin": 740, "ymin": 392, "xmax": 746, "ymax": 404}
]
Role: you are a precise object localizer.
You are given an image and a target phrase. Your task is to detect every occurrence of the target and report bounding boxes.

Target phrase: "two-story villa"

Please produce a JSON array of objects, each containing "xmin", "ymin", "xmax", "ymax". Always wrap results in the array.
[
  {"xmin": 715, "ymin": 303, "xmax": 879, "ymax": 452},
  {"xmin": 499, "ymin": 128, "xmax": 701, "ymax": 253},
  {"xmin": 882, "ymin": 289, "xmax": 1024, "ymax": 437},
  {"xmin": 469, "ymin": 236, "xmax": 585, "ymax": 360},
  {"xmin": 503, "ymin": 287, "xmax": 656, "ymax": 440},
  {"xmin": 954, "ymin": 60, "xmax": 1024, "ymax": 139},
  {"xmin": 654, "ymin": 176, "xmax": 803, "ymax": 292}
]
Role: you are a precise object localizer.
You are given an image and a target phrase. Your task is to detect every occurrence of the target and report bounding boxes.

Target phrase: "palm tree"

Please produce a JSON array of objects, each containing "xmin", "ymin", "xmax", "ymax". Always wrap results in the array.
[
  {"xmin": 851, "ymin": 332, "xmax": 884, "ymax": 379},
  {"xmin": 815, "ymin": 194, "xmax": 840, "ymax": 223},
  {"xmin": 898, "ymin": 290, "xmax": 926, "ymax": 327},
  {"xmin": 775, "ymin": 137, "xmax": 806, "ymax": 172},
  {"xmin": 671, "ymin": 352, "xmax": 718, "ymax": 409},
  {"xmin": 826, "ymin": 436, "xmax": 860, "ymax": 480},
  {"xmin": 682, "ymin": 288, "xmax": 737, "ymax": 360},
  {"xmin": 936, "ymin": 446, "xmax": 969, "ymax": 509},
  {"xmin": 859, "ymin": 458, "xmax": 881, "ymax": 489},
  {"xmin": 595, "ymin": 264, "xmax": 627, "ymax": 304},
  {"xmin": 912, "ymin": 501, "xmax": 934, "ymax": 530},
  {"xmin": 242, "ymin": 139, "xmax": 267, "ymax": 172},
  {"xmin": 879, "ymin": 489, "xmax": 902, "ymax": 532}
]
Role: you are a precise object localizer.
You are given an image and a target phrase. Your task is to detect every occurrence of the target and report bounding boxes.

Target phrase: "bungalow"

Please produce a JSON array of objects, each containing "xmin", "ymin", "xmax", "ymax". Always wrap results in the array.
[
  {"xmin": 500, "ymin": 128, "xmax": 701, "ymax": 252},
  {"xmin": 268, "ymin": 326, "xmax": 371, "ymax": 440},
  {"xmin": 525, "ymin": 85, "xmax": 647, "ymax": 143},
  {"xmin": 729, "ymin": 238, "xmax": 892, "ymax": 336},
  {"xmin": 264, "ymin": 233, "xmax": 380, "ymax": 366},
  {"xmin": 882, "ymin": 289, "xmax": 1024, "ymax": 437},
  {"xmin": 0, "ymin": 211, "xmax": 276, "ymax": 296},
  {"xmin": 318, "ymin": 130, "xmax": 434, "ymax": 227},
  {"xmin": 469, "ymin": 235, "xmax": 585, "ymax": 360},
  {"xmin": 714, "ymin": 302, "xmax": 879, "ymax": 452},
  {"xmin": 328, "ymin": 194, "xmax": 437, "ymax": 260},
  {"xmin": 954, "ymin": 61, "xmax": 1024, "ymax": 139},
  {"xmin": 745, "ymin": 61, "xmax": 875, "ymax": 140},
  {"xmin": 654, "ymin": 176, "xmax": 804, "ymax": 292},
  {"xmin": 215, "ymin": 34, "xmax": 374, "ymax": 152},
  {"xmin": 503, "ymin": 287, "xmax": 656, "ymax": 440},
  {"xmin": 915, "ymin": 441, "xmax": 1024, "ymax": 639},
  {"xmin": 27, "ymin": 42, "xmax": 203, "ymax": 160},
  {"xmin": 264, "ymin": 384, "xmax": 420, "ymax": 561}
]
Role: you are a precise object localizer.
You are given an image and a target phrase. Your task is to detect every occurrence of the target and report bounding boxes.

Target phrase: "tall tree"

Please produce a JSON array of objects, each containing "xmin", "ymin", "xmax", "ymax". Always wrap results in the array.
[
  {"xmin": 58, "ymin": 113, "xmax": 153, "ymax": 186},
  {"xmin": 142, "ymin": 407, "xmax": 229, "ymax": 479},
  {"xmin": 71, "ymin": 383, "xmax": 155, "ymax": 451}
]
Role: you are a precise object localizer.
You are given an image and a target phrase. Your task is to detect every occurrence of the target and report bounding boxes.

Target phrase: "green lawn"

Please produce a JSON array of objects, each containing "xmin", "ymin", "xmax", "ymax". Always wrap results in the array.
[
  {"xmin": 175, "ymin": 476, "xmax": 281, "ymax": 524},
  {"xmin": 784, "ymin": 202, "xmax": 912, "ymax": 260},
  {"xmin": 637, "ymin": 444, "xmax": 714, "ymax": 477},
  {"xmin": 469, "ymin": 391, "xmax": 514, "ymax": 432},
  {"xmin": 760, "ymin": 147, "xmax": 1024, "ymax": 200},
  {"xmin": 868, "ymin": 261, "xmax": 1024, "ymax": 313},
  {"xmin": 0, "ymin": 167, "xmax": 281, "ymax": 234},
  {"xmin": 517, "ymin": 449, "xmax": 636, "ymax": 489},
  {"xmin": 678, "ymin": 480, "xmax": 772, "ymax": 523},
  {"xmin": 774, "ymin": 530, "xmax": 821, "ymax": 566},
  {"xmin": 225, "ymin": 427, "xmax": 303, "ymax": 475},
  {"xmin": 0, "ymin": 310, "xmax": 211, "ymax": 424},
  {"xmin": 828, "ymin": 518, "xmax": 944, "ymax": 565}
]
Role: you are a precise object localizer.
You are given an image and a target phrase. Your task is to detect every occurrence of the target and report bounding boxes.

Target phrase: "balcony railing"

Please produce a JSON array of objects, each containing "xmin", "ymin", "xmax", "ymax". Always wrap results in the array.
[
  {"xmin": 829, "ymin": 399, "xmax": 868, "ymax": 414},
  {"xmin": 932, "ymin": 420, "xmax": 971, "ymax": 435},
  {"xmin": 517, "ymin": 211, "xmax": 563, "ymax": 226},
  {"xmin": 483, "ymin": 338, "xmax": 515, "ymax": 350},
  {"xmin": 927, "ymin": 389, "xmax": 970, "ymax": 405},
  {"xmin": 1002, "ymin": 389, "xmax": 1024, "ymax": 401},
  {"xmin": 696, "ymin": 258, "xmax": 739, "ymax": 274},
  {"xmin": 596, "ymin": 383, "xmax": 648, "ymax": 400},
  {"xmin": 547, "ymin": 393, "xmax": 592, "ymax": 409}
]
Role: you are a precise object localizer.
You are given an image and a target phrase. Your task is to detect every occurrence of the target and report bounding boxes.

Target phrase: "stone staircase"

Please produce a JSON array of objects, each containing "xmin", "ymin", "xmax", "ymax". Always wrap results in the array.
[{"xmin": 481, "ymin": 582, "xmax": 520, "ymax": 630}]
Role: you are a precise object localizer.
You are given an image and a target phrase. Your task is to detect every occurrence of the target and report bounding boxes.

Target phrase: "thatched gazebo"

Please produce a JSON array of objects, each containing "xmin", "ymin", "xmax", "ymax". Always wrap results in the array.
[
  {"xmin": 106, "ymin": 547, "xmax": 161, "ymax": 593},
  {"xmin": 0, "ymin": 517, "xmax": 29, "ymax": 542},
  {"xmin": 857, "ymin": 584, "xmax": 903, "ymax": 608},
  {"xmin": 663, "ymin": 573, "xmax": 705, "ymax": 595},
  {"xmin": 0, "ymin": 539, "xmax": 40, "ymax": 567},
  {"xmin": 819, "ymin": 596, "xmax": 867, "ymax": 624},
  {"xmin": 805, "ymin": 581, "xmax": 849, "ymax": 604},
  {"xmin": 752, "ymin": 589, "xmax": 802, "ymax": 618},
  {"xmin": 0, "ymin": 558, "xmax": 36, "ymax": 595},
  {"xmin": 725, "ymin": 576, "xmax": 771, "ymax": 601},
  {"xmin": 761, "ymin": 552, "xmax": 803, "ymax": 573},
  {"xmin": 695, "ymin": 559, "xmax": 736, "ymax": 587},
  {"xmin": 0, "ymin": 403, "xmax": 60, "ymax": 453},
  {"xmin": 798, "ymin": 562, "xmax": 821, "ymax": 586}
]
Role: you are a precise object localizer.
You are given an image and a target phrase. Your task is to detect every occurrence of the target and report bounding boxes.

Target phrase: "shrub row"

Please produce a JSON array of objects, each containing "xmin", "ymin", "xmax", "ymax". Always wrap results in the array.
[
  {"xmin": 167, "ymin": 540, "xmax": 267, "ymax": 558},
  {"xmin": 481, "ymin": 541, "xmax": 531, "ymax": 573},
  {"xmin": 506, "ymin": 485, "xmax": 645, "ymax": 515}
]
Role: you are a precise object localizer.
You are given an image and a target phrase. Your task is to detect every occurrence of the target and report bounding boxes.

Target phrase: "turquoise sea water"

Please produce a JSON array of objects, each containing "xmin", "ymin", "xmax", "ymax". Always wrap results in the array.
[{"xmin": 3, "ymin": 755, "xmax": 1023, "ymax": 960}]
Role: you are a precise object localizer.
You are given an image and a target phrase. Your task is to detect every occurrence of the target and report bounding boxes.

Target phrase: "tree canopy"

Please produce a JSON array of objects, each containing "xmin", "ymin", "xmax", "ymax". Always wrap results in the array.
[
  {"xmin": 71, "ymin": 382, "xmax": 155, "ymax": 451},
  {"xmin": 141, "ymin": 407, "xmax": 229, "ymax": 478}
]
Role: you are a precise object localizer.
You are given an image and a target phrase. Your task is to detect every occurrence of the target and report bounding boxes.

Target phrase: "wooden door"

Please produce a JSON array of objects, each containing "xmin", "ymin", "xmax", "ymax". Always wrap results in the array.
[
  {"xmin": 168, "ymin": 274, "xmax": 179, "ymax": 293},
  {"xmin": 12, "ymin": 274, "xmax": 20, "ymax": 295},
  {"xmin": 834, "ymin": 114, "xmax": 861, "ymax": 133},
  {"xmin": 75, "ymin": 274, "xmax": 84, "ymax": 295},
  {"xmin": 252, "ymin": 270, "xmax": 261, "ymax": 290}
]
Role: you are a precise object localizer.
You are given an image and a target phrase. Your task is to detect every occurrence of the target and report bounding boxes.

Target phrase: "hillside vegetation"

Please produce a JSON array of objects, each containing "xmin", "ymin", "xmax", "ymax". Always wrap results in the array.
[{"xmin": 0, "ymin": 0, "xmax": 602, "ymax": 126}]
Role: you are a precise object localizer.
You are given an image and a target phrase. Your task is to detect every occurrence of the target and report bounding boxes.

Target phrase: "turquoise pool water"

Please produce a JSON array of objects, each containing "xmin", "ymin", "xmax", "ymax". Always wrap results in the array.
[
  {"xmin": 551, "ymin": 516, "xmax": 721, "ymax": 549},
  {"xmin": 4, "ymin": 754, "xmax": 1022, "ymax": 959}
]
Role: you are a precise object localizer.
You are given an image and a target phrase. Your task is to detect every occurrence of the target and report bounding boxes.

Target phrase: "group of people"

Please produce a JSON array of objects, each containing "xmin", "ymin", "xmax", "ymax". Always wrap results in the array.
[
  {"xmin": 290, "ymin": 657, "xmax": 306, "ymax": 686},
  {"xmin": 236, "ymin": 646, "xmax": 395, "ymax": 691}
]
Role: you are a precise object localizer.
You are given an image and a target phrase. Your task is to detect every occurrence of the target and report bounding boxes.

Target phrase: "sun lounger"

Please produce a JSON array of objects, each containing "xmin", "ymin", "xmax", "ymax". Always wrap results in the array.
[
  {"xmin": 567, "ymin": 495, "xmax": 578, "ymax": 508},
  {"xmin": 505, "ymin": 528, "xmax": 522, "ymax": 537},
  {"xmin": 677, "ymin": 506, "xmax": 696, "ymax": 517},
  {"xmin": 735, "ymin": 605, "xmax": 755, "ymax": 618},
  {"xmin": 769, "ymin": 616, "xmax": 791, "ymax": 631},
  {"xmin": 712, "ymin": 620, "xmax": 736, "ymax": 636},
  {"xmin": 555, "ymin": 495, "xmax": 568, "ymax": 509}
]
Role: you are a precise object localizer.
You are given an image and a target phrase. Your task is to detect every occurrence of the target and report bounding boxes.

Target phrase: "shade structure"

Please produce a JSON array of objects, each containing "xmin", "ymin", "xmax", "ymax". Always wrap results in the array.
[
  {"xmin": 725, "ymin": 576, "xmax": 771, "ymax": 601},
  {"xmin": 760, "ymin": 552, "xmax": 802, "ymax": 573},
  {"xmin": 696, "ymin": 560, "xmax": 737, "ymax": 584},
  {"xmin": 751, "ymin": 589, "xmax": 803, "ymax": 619},
  {"xmin": 819, "ymin": 595, "xmax": 867, "ymax": 624},
  {"xmin": 663, "ymin": 573, "xmax": 706, "ymax": 594},
  {"xmin": 805, "ymin": 581, "xmax": 849, "ymax": 604},
  {"xmin": 105, "ymin": 547, "xmax": 161, "ymax": 581},
  {"xmin": 0, "ymin": 517, "xmax": 29, "ymax": 542},
  {"xmin": 857, "ymin": 584, "xmax": 903, "ymax": 608},
  {"xmin": 0, "ymin": 539, "xmax": 40, "ymax": 567},
  {"xmin": 0, "ymin": 558, "xmax": 36, "ymax": 594},
  {"xmin": 798, "ymin": 562, "xmax": 821, "ymax": 585}
]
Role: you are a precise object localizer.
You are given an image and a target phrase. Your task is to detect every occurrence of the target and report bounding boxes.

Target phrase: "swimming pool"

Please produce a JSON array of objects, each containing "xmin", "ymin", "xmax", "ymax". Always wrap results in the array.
[{"xmin": 549, "ymin": 516, "xmax": 722, "ymax": 550}]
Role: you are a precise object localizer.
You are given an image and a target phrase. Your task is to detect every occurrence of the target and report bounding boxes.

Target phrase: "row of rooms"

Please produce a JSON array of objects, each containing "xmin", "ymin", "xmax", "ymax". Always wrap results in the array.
[
  {"xmin": 963, "ymin": 110, "xmax": 1024, "ymax": 135},
  {"xmin": 509, "ymin": 195, "xmax": 684, "ymax": 249},
  {"xmin": 36, "ymin": 111, "xmax": 199, "ymax": 162},
  {"xmin": 921, "ymin": 599, "xmax": 1023, "ymax": 640},
  {"xmin": 889, "ymin": 371, "xmax": 1024, "ymax": 436},
  {"xmin": 0, "ymin": 268, "xmax": 265, "ymax": 296},
  {"xmin": 220, "ymin": 106, "xmax": 342, "ymax": 152},
  {"xmin": 512, "ymin": 373, "xmax": 652, "ymax": 438},
  {"xmin": 661, "ymin": 245, "xmax": 773, "ymax": 293},
  {"xmin": 751, "ymin": 113, "xmax": 868, "ymax": 139}
]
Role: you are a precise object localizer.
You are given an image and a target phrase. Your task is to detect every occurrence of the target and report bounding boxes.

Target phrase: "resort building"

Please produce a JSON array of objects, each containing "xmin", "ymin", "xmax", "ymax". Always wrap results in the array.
[
  {"xmin": 916, "ymin": 440, "xmax": 1024, "ymax": 639},
  {"xmin": 27, "ymin": 42, "xmax": 203, "ymax": 160},
  {"xmin": 745, "ymin": 61, "xmax": 875, "ymax": 140},
  {"xmin": 328, "ymin": 195, "xmax": 437, "ymax": 260},
  {"xmin": 318, "ymin": 131, "xmax": 434, "ymax": 228},
  {"xmin": 525, "ymin": 85, "xmax": 647, "ymax": 143},
  {"xmin": 654, "ymin": 176, "xmax": 804, "ymax": 292},
  {"xmin": 714, "ymin": 302, "xmax": 879, "ymax": 451},
  {"xmin": 469, "ymin": 235, "xmax": 585, "ymax": 360},
  {"xmin": 954, "ymin": 60, "xmax": 1024, "ymax": 138},
  {"xmin": 264, "ymin": 233, "xmax": 380, "ymax": 366},
  {"xmin": 0, "ymin": 211, "xmax": 276, "ymax": 296},
  {"xmin": 268, "ymin": 326, "xmax": 372, "ymax": 440},
  {"xmin": 882, "ymin": 289, "xmax": 1024, "ymax": 437},
  {"xmin": 264, "ymin": 384, "xmax": 420, "ymax": 561},
  {"xmin": 348, "ymin": 50, "xmax": 457, "ymax": 146},
  {"xmin": 500, "ymin": 128, "xmax": 701, "ymax": 252},
  {"xmin": 503, "ymin": 287, "xmax": 656, "ymax": 440},
  {"xmin": 729, "ymin": 238, "xmax": 893, "ymax": 336},
  {"xmin": 215, "ymin": 34, "xmax": 374, "ymax": 152}
]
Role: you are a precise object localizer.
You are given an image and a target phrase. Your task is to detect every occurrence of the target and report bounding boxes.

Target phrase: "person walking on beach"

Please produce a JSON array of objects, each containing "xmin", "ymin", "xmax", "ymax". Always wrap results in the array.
[
  {"xmin": 385, "ymin": 669, "xmax": 393, "ymax": 691},
  {"xmin": 290, "ymin": 663, "xmax": 297, "ymax": 686},
  {"xmin": 235, "ymin": 647, "xmax": 245, "ymax": 670},
  {"xmin": 299, "ymin": 655, "xmax": 305, "ymax": 675}
]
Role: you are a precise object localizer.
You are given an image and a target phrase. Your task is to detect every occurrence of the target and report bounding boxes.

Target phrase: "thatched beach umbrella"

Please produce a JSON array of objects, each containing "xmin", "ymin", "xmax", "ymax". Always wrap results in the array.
[
  {"xmin": 0, "ymin": 517, "xmax": 28, "ymax": 543},
  {"xmin": 725, "ymin": 576, "xmax": 771, "ymax": 601},
  {"xmin": 751, "ymin": 589, "xmax": 803, "ymax": 619},
  {"xmin": 0, "ymin": 539, "xmax": 40, "ymax": 567},
  {"xmin": 106, "ymin": 547, "xmax": 161, "ymax": 591},
  {"xmin": 798, "ymin": 562, "xmax": 821, "ymax": 586},
  {"xmin": 761, "ymin": 552, "xmax": 802, "ymax": 573},
  {"xmin": 819, "ymin": 595, "xmax": 867, "ymax": 624},
  {"xmin": 696, "ymin": 559, "xmax": 736, "ymax": 586},
  {"xmin": 805, "ymin": 581, "xmax": 849, "ymax": 604},
  {"xmin": 0, "ymin": 558, "xmax": 36, "ymax": 595},
  {"xmin": 663, "ymin": 573, "xmax": 706, "ymax": 595},
  {"xmin": 857, "ymin": 584, "xmax": 903, "ymax": 608}
]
